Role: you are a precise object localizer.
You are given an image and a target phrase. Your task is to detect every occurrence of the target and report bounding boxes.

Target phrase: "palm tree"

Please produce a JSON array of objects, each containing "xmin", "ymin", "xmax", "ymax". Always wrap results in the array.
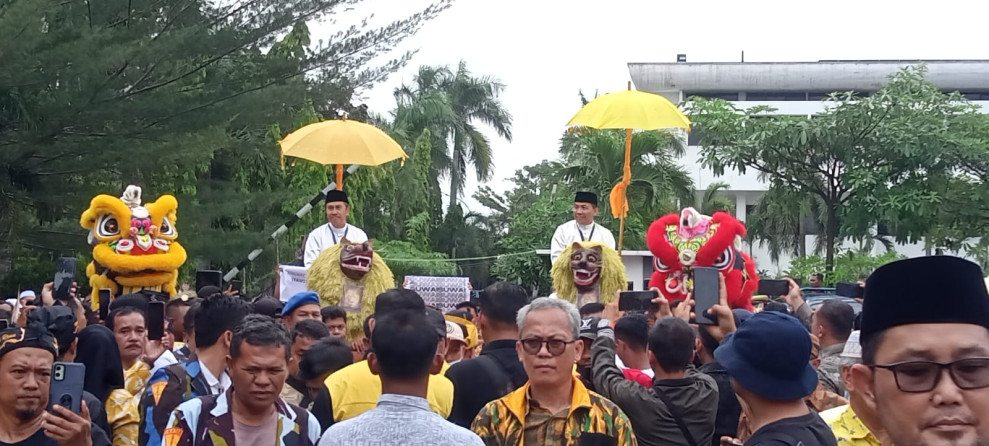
[
  {"xmin": 394, "ymin": 61, "xmax": 513, "ymax": 213},
  {"xmin": 696, "ymin": 181, "xmax": 735, "ymax": 215}
]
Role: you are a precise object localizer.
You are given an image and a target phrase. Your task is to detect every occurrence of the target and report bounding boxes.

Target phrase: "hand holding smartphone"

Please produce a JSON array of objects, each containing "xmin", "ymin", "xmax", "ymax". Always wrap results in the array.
[
  {"xmin": 53, "ymin": 258, "xmax": 76, "ymax": 302},
  {"xmin": 147, "ymin": 301, "xmax": 165, "ymax": 341},
  {"xmin": 692, "ymin": 267, "xmax": 720, "ymax": 325},
  {"xmin": 50, "ymin": 362, "xmax": 85, "ymax": 414},
  {"xmin": 618, "ymin": 290, "xmax": 659, "ymax": 313}
]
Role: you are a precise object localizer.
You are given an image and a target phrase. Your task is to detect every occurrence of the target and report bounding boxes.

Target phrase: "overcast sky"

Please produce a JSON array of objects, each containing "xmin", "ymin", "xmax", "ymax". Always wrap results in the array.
[{"xmin": 315, "ymin": 0, "xmax": 989, "ymax": 212}]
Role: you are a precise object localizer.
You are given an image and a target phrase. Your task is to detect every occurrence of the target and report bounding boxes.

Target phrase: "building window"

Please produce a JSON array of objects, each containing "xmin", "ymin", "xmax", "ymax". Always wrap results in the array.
[
  {"xmin": 684, "ymin": 91, "xmax": 739, "ymax": 101},
  {"xmin": 744, "ymin": 92, "xmax": 808, "ymax": 101},
  {"xmin": 687, "ymin": 129, "xmax": 704, "ymax": 146}
]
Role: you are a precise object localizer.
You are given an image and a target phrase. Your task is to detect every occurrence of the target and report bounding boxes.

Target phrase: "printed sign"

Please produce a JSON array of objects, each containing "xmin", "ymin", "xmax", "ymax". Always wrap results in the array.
[
  {"xmin": 403, "ymin": 276, "xmax": 470, "ymax": 312},
  {"xmin": 279, "ymin": 265, "xmax": 309, "ymax": 303}
]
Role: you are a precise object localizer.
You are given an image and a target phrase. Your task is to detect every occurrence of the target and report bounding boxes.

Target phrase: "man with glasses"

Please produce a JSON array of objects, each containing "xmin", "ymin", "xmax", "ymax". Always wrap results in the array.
[
  {"xmin": 470, "ymin": 297, "xmax": 637, "ymax": 445},
  {"xmin": 852, "ymin": 256, "xmax": 989, "ymax": 446}
]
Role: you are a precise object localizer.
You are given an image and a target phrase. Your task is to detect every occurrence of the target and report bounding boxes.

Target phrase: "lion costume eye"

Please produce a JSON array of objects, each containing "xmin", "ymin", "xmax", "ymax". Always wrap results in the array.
[
  {"xmin": 96, "ymin": 214, "xmax": 120, "ymax": 238},
  {"xmin": 712, "ymin": 248, "xmax": 736, "ymax": 271},
  {"xmin": 159, "ymin": 217, "xmax": 176, "ymax": 237},
  {"xmin": 653, "ymin": 257, "xmax": 670, "ymax": 272}
]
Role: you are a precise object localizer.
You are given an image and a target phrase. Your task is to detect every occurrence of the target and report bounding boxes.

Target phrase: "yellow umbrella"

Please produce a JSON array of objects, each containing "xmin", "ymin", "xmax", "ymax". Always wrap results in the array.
[
  {"xmin": 279, "ymin": 118, "xmax": 408, "ymax": 189},
  {"xmin": 567, "ymin": 85, "xmax": 691, "ymax": 251}
]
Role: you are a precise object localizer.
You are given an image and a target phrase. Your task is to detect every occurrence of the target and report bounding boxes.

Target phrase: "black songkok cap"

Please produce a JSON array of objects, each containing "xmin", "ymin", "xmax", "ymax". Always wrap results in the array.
[
  {"xmin": 574, "ymin": 191, "xmax": 598, "ymax": 206},
  {"xmin": 325, "ymin": 189, "xmax": 349, "ymax": 205},
  {"xmin": 861, "ymin": 256, "xmax": 989, "ymax": 345},
  {"xmin": 0, "ymin": 324, "xmax": 58, "ymax": 360}
]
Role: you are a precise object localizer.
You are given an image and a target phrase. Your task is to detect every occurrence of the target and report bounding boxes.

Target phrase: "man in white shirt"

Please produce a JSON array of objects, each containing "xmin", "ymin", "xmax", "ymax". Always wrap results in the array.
[
  {"xmin": 550, "ymin": 191, "xmax": 616, "ymax": 264},
  {"xmin": 304, "ymin": 189, "xmax": 368, "ymax": 267}
]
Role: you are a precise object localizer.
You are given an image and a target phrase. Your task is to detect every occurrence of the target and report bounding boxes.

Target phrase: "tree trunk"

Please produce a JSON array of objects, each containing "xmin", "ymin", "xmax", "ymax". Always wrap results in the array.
[
  {"xmin": 797, "ymin": 211, "xmax": 807, "ymax": 257},
  {"xmin": 448, "ymin": 130, "xmax": 464, "ymax": 214},
  {"xmin": 825, "ymin": 201, "xmax": 838, "ymax": 273}
]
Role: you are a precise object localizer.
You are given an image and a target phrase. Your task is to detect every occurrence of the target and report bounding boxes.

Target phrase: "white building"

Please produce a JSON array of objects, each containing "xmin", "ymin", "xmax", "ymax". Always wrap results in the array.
[{"xmin": 628, "ymin": 59, "xmax": 989, "ymax": 275}]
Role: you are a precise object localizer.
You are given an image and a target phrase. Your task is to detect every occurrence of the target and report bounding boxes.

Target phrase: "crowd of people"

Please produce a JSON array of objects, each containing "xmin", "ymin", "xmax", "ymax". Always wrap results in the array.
[{"xmin": 1, "ymin": 190, "xmax": 987, "ymax": 446}]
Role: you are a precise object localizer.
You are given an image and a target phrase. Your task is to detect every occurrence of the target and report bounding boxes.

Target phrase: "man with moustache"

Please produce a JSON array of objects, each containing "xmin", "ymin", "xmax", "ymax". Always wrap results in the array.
[
  {"xmin": 852, "ymin": 256, "xmax": 989, "ymax": 446},
  {"xmin": 163, "ymin": 315, "xmax": 321, "ymax": 445},
  {"xmin": 303, "ymin": 190, "xmax": 369, "ymax": 267},
  {"xmin": 0, "ymin": 324, "xmax": 110, "ymax": 446}
]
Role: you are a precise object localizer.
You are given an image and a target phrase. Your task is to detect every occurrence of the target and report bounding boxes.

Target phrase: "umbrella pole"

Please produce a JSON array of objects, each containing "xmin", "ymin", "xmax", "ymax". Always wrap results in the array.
[
  {"xmin": 617, "ymin": 127, "xmax": 633, "ymax": 253},
  {"xmin": 336, "ymin": 164, "xmax": 344, "ymax": 190}
]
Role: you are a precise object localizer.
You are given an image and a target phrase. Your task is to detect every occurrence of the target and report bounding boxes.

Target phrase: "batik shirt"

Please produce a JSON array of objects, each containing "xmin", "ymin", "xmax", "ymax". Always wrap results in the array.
[
  {"xmin": 820, "ymin": 405, "xmax": 882, "ymax": 446},
  {"xmin": 163, "ymin": 388, "xmax": 321, "ymax": 446},
  {"xmin": 471, "ymin": 376, "xmax": 637, "ymax": 446},
  {"xmin": 107, "ymin": 361, "xmax": 149, "ymax": 446}
]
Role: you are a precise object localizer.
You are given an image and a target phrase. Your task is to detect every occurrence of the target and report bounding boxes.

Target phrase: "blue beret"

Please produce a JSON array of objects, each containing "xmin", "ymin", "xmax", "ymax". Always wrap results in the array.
[{"xmin": 282, "ymin": 291, "xmax": 320, "ymax": 317}]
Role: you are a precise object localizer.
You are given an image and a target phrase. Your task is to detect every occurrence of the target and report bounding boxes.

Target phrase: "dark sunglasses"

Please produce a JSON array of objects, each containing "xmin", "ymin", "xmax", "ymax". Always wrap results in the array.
[
  {"xmin": 520, "ymin": 338, "xmax": 577, "ymax": 357},
  {"xmin": 872, "ymin": 357, "xmax": 989, "ymax": 393}
]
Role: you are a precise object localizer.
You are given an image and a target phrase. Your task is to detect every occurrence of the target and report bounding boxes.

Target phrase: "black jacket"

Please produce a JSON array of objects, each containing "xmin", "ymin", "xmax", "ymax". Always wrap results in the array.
[
  {"xmin": 698, "ymin": 361, "xmax": 741, "ymax": 445},
  {"xmin": 445, "ymin": 339, "xmax": 528, "ymax": 428}
]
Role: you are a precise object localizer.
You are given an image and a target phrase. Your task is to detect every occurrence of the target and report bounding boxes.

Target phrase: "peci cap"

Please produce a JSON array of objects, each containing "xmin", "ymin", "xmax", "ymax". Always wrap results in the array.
[
  {"xmin": 253, "ymin": 297, "xmax": 284, "ymax": 319},
  {"xmin": 714, "ymin": 311, "xmax": 818, "ymax": 401},
  {"xmin": 325, "ymin": 189, "xmax": 349, "ymax": 205},
  {"xmin": 574, "ymin": 191, "xmax": 598, "ymax": 206},
  {"xmin": 860, "ymin": 256, "xmax": 989, "ymax": 345},
  {"xmin": 282, "ymin": 291, "xmax": 320, "ymax": 317},
  {"xmin": 0, "ymin": 324, "xmax": 58, "ymax": 360}
]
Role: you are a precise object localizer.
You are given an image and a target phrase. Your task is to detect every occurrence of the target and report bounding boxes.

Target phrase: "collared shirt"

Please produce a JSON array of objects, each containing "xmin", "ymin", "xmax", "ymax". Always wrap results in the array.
[
  {"xmin": 198, "ymin": 361, "xmax": 231, "ymax": 396},
  {"xmin": 324, "ymin": 360, "xmax": 454, "ymax": 422},
  {"xmin": 107, "ymin": 361, "xmax": 150, "ymax": 446},
  {"xmin": 550, "ymin": 220, "xmax": 616, "ymax": 263},
  {"xmin": 303, "ymin": 223, "xmax": 369, "ymax": 267},
  {"xmin": 319, "ymin": 394, "xmax": 483, "ymax": 446},
  {"xmin": 819, "ymin": 343, "xmax": 856, "ymax": 395},
  {"xmin": 523, "ymin": 388, "xmax": 570, "ymax": 446},
  {"xmin": 820, "ymin": 404, "xmax": 882, "ymax": 446}
]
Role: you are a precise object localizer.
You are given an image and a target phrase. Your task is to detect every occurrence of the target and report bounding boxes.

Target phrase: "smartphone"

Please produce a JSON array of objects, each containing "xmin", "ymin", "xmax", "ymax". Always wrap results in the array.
[
  {"xmin": 147, "ymin": 301, "xmax": 165, "ymax": 341},
  {"xmin": 0, "ymin": 319, "xmax": 8, "ymax": 330},
  {"xmin": 692, "ymin": 266, "xmax": 720, "ymax": 325},
  {"xmin": 230, "ymin": 279, "xmax": 243, "ymax": 294},
  {"xmin": 758, "ymin": 279, "xmax": 790, "ymax": 297},
  {"xmin": 618, "ymin": 290, "xmax": 658, "ymax": 312},
  {"xmin": 98, "ymin": 289, "xmax": 112, "ymax": 321},
  {"xmin": 836, "ymin": 282, "xmax": 864, "ymax": 299},
  {"xmin": 53, "ymin": 257, "xmax": 76, "ymax": 302},
  {"xmin": 195, "ymin": 270, "xmax": 223, "ymax": 292},
  {"xmin": 50, "ymin": 362, "xmax": 85, "ymax": 414},
  {"xmin": 577, "ymin": 433, "xmax": 618, "ymax": 446}
]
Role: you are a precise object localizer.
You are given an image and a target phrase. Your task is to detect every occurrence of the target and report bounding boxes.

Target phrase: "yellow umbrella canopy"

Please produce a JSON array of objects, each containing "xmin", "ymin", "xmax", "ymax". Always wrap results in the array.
[
  {"xmin": 280, "ymin": 119, "xmax": 407, "ymax": 188},
  {"xmin": 567, "ymin": 90, "xmax": 691, "ymax": 130},
  {"xmin": 567, "ymin": 88, "xmax": 691, "ymax": 252}
]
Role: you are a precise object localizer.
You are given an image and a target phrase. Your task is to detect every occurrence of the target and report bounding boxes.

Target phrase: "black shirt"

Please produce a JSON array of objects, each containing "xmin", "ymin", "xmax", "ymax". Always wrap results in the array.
[
  {"xmin": 745, "ymin": 412, "xmax": 838, "ymax": 446},
  {"xmin": 0, "ymin": 424, "xmax": 111, "ymax": 446},
  {"xmin": 698, "ymin": 361, "xmax": 741, "ymax": 445},
  {"xmin": 446, "ymin": 339, "xmax": 528, "ymax": 428}
]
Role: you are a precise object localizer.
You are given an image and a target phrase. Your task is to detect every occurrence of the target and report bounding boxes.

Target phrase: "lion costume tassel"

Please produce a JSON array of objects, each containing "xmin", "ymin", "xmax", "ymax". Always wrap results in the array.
[
  {"xmin": 80, "ymin": 185, "xmax": 187, "ymax": 308},
  {"xmin": 551, "ymin": 241, "xmax": 627, "ymax": 307},
  {"xmin": 307, "ymin": 239, "xmax": 394, "ymax": 340},
  {"xmin": 647, "ymin": 208, "xmax": 758, "ymax": 310}
]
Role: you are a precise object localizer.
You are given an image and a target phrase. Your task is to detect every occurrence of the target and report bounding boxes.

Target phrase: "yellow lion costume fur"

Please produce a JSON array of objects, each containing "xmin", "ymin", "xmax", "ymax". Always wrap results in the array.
[
  {"xmin": 307, "ymin": 240, "xmax": 394, "ymax": 340},
  {"xmin": 551, "ymin": 241, "xmax": 627, "ymax": 305},
  {"xmin": 80, "ymin": 185, "xmax": 187, "ymax": 308}
]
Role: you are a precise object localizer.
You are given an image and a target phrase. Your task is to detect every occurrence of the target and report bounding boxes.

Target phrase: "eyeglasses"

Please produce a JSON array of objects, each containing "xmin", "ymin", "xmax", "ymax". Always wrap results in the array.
[
  {"xmin": 872, "ymin": 357, "xmax": 989, "ymax": 393},
  {"xmin": 520, "ymin": 338, "xmax": 577, "ymax": 357}
]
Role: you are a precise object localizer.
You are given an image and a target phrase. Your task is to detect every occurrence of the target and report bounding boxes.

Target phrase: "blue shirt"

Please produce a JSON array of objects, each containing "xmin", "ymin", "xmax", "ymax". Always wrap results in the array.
[{"xmin": 318, "ymin": 394, "xmax": 483, "ymax": 446}]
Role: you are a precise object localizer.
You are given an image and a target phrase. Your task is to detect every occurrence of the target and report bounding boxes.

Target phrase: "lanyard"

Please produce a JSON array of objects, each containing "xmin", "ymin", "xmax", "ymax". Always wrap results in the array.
[
  {"xmin": 330, "ymin": 224, "xmax": 349, "ymax": 245},
  {"xmin": 576, "ymin": 222, "xmax": 595, "ymax": 242}
]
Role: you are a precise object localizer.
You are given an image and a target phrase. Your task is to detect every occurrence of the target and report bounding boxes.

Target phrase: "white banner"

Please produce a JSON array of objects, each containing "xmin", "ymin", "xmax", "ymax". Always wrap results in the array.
[
  {"xmin": 279, "ymin": 265, "xmax": 309, "ymax": 302},
  {"xmin": 403, "ymin": 276, "xmax": 470, "ymax": 312}
]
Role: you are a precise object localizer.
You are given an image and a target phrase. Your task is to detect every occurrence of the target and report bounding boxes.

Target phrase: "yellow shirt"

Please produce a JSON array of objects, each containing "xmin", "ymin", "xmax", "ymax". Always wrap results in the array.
[
  {"xmin": 325, "ymin": 360, "xmax": 454, "ymax": 422},
  {"xmin": 820, "ymin": 404, "xmax": 882, "ymax": 446},
  {"xmin": 107, "ymin": 361, "xmax": 150, "ymax": 446}
]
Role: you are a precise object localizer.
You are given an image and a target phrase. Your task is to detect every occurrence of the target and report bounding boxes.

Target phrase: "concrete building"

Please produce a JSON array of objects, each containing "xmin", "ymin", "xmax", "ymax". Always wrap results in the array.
[{"xmin": 628, "ymin": 59, "xmax": 989, "ymax": 275}]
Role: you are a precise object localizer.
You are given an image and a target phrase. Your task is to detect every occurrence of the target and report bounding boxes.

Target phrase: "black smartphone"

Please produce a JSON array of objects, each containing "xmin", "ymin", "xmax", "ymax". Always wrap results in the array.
[
  {"xmin": 53, "ymin": 257, "xmax": 76, "ymax": 302},
  {"xmin": 195, "ymin": 270, "xmax": 223, "ymax": 292},
  {"xmin": 758, "ymin": 279, "xmax": 790, "ymax": 297},
  {"xmin": 0, "ymin": 319, "xmax": 8, "ymax": 330},
  {"xmin": 618, "ymin": 290, "xmax": 658, "ymax": 312},
  {"xmin": 836, "ymin": 282, "xmax": 864, "ymax": 299},
  {"xmin": 692, "ymin": 266, "xmax": 720, "ymax": 325},
  {"xmin": 230, "ymin": 279, "xmax": 243, "ymax": 294},
  {"xmin": 50, "ymin": 362, "xmax": 85, "ymax": 414},
  {"xmin": 98, "ymin": 289, "xmax": 112, "ymax": 321},
  {"xmin": 578, "ymin": 433, "xmax": 618, "ymax": 446},
  {"xmin": 147, "ymin": 301, "xmax": 165, "ymax": 341}
]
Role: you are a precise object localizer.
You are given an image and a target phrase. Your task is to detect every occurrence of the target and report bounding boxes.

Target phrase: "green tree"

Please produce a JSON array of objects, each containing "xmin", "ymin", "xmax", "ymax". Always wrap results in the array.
[
  {"xmin": 696, "ymin": 181, "xmax": 735, "ymax": 215},
  {"xmin": 687, "ymin": 65, "xmax": 989, "ymax": 272}
]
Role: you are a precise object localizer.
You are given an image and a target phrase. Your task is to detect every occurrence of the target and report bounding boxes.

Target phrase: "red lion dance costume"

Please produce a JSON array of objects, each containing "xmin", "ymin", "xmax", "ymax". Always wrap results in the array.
[{"xmin": 647, "ymin": 208, "xmax": 758, "ymax": 310}]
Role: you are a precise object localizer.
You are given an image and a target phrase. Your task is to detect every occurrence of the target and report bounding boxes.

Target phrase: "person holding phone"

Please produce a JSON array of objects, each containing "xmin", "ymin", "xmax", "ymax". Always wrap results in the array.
[{"xmin": 0, "ymin": 324, "xmax": 111, "ymax": 446}]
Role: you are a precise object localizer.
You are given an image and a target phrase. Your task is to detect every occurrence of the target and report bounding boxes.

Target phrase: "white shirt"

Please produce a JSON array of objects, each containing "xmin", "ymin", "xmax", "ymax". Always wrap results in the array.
[
  {"xmin": 198, "ymin": 360, "xmax": 232, "ymax": 396},
  {"xmin": 550, "ymin": 219, "xmax": 616, "ymax": 264},
  {"xmin": 303, "ymin": 223, "xmax": 368, "ymax": 267}
]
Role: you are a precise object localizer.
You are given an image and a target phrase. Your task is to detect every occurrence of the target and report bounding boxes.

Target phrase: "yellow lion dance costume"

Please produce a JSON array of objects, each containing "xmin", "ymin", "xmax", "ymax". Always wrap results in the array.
[
  {"xmin": 80, "ymin": 185, "xmax": 187, "ymax": 308},
  {"xmin": 551, "ymin": 241, "xmax": 627, "ymax": 306},
  {"xmin": 307, "ymin": 239, "xmax": 394, "ymax": 340}
]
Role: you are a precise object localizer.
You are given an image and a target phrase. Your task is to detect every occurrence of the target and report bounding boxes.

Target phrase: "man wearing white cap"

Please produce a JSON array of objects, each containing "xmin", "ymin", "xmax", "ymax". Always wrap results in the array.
[
  {"xmin": 820, "ymin": 331, "xmax": 888, "ymax": 446},
  {"xmin": 18, "ymin": 290, "xmax": 36, "ymax": 306},
  {"xmin": 445, "ymin": 321, "xmax": 468, "ymax": 365}
]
